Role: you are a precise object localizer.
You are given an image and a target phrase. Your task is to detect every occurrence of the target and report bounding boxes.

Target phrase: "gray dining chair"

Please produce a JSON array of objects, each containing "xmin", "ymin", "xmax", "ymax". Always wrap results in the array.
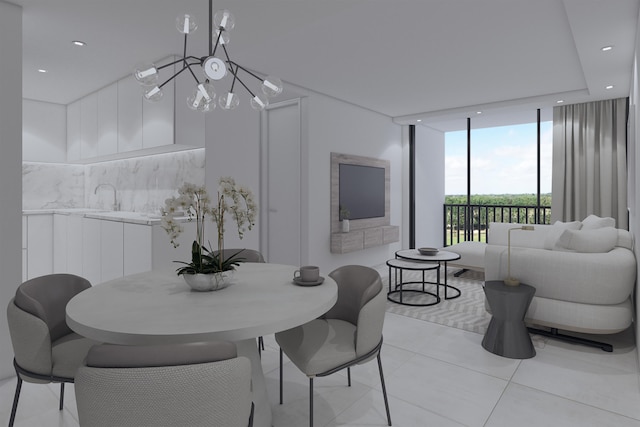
[
  {"xmin": 75, "ymin": 341, "xmax": 254, "ymax": 427},
  {"xmin": 213, "ymin": 248, "xmax": 268, "ymax": 353},
  {"xmin": 6, "ymin": 273, "xmax": 96, "ymax": 427},
  {"xmin": 275, "ymin": 265, "xmax": 392, "ymax": 427}
]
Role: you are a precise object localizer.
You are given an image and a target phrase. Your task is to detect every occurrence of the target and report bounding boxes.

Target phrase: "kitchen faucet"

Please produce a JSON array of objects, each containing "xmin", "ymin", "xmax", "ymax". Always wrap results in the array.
[{"xmin": 94, "ymin": 183, "xmax": 120, "ymax": 211}]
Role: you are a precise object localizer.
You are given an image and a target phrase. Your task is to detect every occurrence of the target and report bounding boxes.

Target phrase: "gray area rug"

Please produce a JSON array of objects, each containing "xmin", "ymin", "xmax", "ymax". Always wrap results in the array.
[{"xmin": 383, "ymin": 268, "xmax": 490, "ymax": 335}]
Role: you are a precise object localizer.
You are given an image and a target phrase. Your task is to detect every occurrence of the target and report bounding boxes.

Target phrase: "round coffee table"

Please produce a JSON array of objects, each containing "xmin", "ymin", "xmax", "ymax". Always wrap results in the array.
[
  {"xmin": 386, "ymin": 249, "xmax": 462, "ymax": 306},
  {"xmin": 482, "ymin": 280, "xmax": 536, "ymax": 359}
]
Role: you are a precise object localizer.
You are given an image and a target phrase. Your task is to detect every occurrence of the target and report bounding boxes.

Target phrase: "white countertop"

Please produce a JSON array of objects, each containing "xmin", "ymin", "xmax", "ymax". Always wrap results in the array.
[{"xmin": 22, "ymin": 208, "xmax": 190, "ymax": 225}]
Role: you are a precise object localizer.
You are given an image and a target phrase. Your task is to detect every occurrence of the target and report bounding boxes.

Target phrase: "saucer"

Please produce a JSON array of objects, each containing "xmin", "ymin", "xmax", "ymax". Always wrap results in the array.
[{"xmin": 293, "ymin": 276, "xmax": 325, "ymax": 287}]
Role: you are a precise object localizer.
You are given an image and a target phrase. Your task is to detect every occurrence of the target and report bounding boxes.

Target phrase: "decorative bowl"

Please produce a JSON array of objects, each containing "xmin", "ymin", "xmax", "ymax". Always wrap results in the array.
[
  {"xmin": 182, "ymin": 270, "xmax": 236, "ymax": 292},
  {"xmin": 418, "ymin": 247, "xmax": 439, "ymax": 256}
]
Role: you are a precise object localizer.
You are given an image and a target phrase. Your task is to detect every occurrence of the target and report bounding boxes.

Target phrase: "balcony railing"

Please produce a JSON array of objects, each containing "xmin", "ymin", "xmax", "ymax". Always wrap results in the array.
[{"xmin": 443, "ymin": 203, "xmax": 551, "ymax": 246}]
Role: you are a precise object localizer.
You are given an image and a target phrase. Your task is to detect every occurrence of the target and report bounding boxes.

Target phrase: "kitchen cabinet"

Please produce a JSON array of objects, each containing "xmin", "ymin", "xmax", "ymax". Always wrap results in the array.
[
  {"xmin": 117, "ymin": 76, "xmax": 143, "ymax": 153},
  {"xmin": 82, "ymin": 218, "xmax": 101, "ymax": 285},
  {"xmin": 143, "ymin": 80, "xmax": 174, "ymax": 149},
  {"xmin": 101, "ymin": 220, "xmax": 124, "ymax": 282},
  {"xmin": 22, "ymin": 216, "xmax": 27, "ymax": 282},
  {"xmin": 67, "ymin": 100, "xmax": 81, "ymax": 161},
  {"xmin": 98, "ymin": 84, "xmax": 118, "ymax": 156},
  {"xmin": 123, "ymin": 223, "xmax": 152, "ymax": 275},
  {"xmin": 80, "ymin": 92, "xmax": 98, "ymax": 159},
  {"xmin": 66, "ymin": 215, "xmax": 84, "ymax": 276},
  {"xmin": 53, "ymin": 214, "xmax": 67, "ymax": 273},
  {"xmin": 25, "ymin": 214, "xmax": 53, "ymax": 280}
]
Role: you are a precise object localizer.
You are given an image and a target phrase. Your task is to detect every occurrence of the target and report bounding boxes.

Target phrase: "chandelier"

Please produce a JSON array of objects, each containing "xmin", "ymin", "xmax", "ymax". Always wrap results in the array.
[{"xmin": 132, "ymin": 0, "xmax": 283, "ymax": 112}]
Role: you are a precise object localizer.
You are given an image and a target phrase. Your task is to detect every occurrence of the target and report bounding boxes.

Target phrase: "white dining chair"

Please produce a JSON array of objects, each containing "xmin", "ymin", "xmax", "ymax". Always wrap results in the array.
[
  {"xmin": 6, "ymin": 273, "xmax": 97, "ymax": 427},
  {"xmin": 276, "ymin": 265, "xmax": 392, "ymax": 426},
  {"xmin": 75, "ymin": 341, "xmax": 254, "ymax": 427}
]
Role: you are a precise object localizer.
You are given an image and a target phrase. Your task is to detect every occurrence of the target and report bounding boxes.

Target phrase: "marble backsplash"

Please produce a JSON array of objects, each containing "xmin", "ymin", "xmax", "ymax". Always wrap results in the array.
[{"xmin": 23, "ymin": 148, "xmax": 205, "ymax": 212}]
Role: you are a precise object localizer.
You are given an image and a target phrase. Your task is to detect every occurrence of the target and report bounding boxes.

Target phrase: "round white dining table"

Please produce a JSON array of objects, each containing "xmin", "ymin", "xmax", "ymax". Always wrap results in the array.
[{"xmin": 66, "ymin": 263, "xmax": 338, "ymax": 427}]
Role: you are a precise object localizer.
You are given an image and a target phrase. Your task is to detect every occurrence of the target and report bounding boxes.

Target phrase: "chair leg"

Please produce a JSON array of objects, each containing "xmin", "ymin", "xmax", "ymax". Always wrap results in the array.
[
  {"xmin": 279, "ymin": 348, "xmax": 283, "ymax": 404},
  {"xmin": 9, "ymin": 376, "xmax": 22, "ymax": 427},
  {"xmin": 377, "ymin": 353, "xmax": 392, "ymax": 426},
  {"xmin": 309, "ymin": 377, "xmax": 314, "ymax": 427},
  {"xmin": 59, "ymin": 382, "xmax": 65, "ymax": 410},
  {"xmin": 347, "ymin": 367, "xmax": 351, "ymax": 386}
]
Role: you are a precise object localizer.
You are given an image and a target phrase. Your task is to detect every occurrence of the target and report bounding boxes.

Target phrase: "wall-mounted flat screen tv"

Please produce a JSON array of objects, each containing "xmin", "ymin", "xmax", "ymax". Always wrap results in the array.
[{"xmin": 339, "ymin": 163, "xmax": 385, "ymax": 220}]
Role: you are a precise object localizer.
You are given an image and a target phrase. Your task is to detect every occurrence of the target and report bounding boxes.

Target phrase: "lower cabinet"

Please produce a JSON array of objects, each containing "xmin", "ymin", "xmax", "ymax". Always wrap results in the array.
[
  {"xmin": 123, "ymin": 223, "xmax": 152, "ymax": 276},
  {"xmin": 25, "ymin": 213, "xmax": 197, "ymax": 285},
  {"xmin": 25, "ymin": 214, "xmax": 53, "ymax": 281}
]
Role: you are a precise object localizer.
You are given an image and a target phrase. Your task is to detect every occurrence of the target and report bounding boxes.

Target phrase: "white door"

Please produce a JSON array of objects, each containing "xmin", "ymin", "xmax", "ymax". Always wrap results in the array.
[{"xmin": 261, "ymin": 100, "xmax": 301, "ymax": 265}]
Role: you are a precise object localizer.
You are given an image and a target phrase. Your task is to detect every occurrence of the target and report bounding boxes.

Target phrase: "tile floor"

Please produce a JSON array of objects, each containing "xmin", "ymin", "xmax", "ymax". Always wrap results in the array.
[{"xmin": 1, "ymin": 312, "xmax": 639, "ymax": 426}]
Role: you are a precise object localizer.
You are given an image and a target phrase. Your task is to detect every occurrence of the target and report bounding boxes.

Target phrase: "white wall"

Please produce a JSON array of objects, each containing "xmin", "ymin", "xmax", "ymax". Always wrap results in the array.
[
  {"xmin": 203, "ymin": 88, "xmax": 404, "ymax": 272},
  {"xmin": 0, "ymin": 1, "xmax": 23, "ymax": 380},
  {"xmin": 23, "ymin": 99, "xmax": 67, "ymax": 162},
  {"xmin": 306, "ymin": 94, "xmax": 403, "ymax": 272},
  {"xmin": 415, "ymin": 125, "xmax": 446, "ymax": 247}
]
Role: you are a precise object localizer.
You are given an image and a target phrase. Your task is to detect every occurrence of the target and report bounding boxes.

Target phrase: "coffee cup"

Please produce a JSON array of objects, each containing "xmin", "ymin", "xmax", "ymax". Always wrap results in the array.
[{"xmin": 294, "ymin": 265, "xmax": 320, "ymax": 282}]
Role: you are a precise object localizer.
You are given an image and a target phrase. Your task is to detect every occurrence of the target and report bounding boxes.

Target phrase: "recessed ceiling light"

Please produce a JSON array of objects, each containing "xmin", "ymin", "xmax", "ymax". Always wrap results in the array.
[
  {"xmin": 476, "ymin": 111, "xmax": 482, "ymax": 115},
  {"xmin": 37, "ymin": 69, "xmax": 47, "ymax": 73},
  {"xmin": 72, "ymin": 40, "xmax": 86, "ymax": 47},
  {"xmin": 601, "ymin": 46, "xmax": 613, "ymax": 52},
  {"xmin": 556, "ymin": 100, "xmax": 564, "ymax": 104},
  {"xmin": 416, "ymin": 119, "xmax": 422, "ymax": 122},
  {"xmin": 606, "ymin": 85, "xmax": 614, "ymax": 90}
]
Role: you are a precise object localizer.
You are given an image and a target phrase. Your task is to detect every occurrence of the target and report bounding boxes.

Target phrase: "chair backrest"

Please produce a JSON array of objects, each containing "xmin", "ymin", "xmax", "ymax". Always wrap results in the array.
[
  {"xmin": 14, "ymin": 274, "xmax": 91, "ymax": 342},
  {"xmin": 75, "ymin": 341, "xmax": 253, "ymax": 427},
  {"xmin": 214, "ymin": 248, "xmax": 265, "ymax": 263},
  {"xmin": 326, "ymin": 265, "xmax": 386, "ymax": 357}
]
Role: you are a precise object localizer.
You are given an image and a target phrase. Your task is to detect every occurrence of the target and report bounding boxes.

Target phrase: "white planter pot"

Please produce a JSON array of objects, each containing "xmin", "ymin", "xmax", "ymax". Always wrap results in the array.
[
  {"xmin": 341, "ymin": 219, "xmax": 350, "ymax": 233},
  {"xmin": 182, "ymin": 270, "xmax": 236, "ymax": 292}
]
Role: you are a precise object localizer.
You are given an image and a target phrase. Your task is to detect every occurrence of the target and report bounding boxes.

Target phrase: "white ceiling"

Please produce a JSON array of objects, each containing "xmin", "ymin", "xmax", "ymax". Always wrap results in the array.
[{"xmin": 13, "ymin": 0, "xmax": 640, "ymax": 131}]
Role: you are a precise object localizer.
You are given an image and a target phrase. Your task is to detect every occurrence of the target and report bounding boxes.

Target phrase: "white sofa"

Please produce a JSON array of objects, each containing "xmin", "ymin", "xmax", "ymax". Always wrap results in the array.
[{"xmin": 484, "ymin": 216, "xmax": 636, "ymax": 350}]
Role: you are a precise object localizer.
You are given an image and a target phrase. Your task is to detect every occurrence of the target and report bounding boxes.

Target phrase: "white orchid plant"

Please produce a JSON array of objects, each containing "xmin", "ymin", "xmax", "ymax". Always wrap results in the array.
[{"xmin": 161, "ymin": 177, "xmax": 257, "ymax": 275}]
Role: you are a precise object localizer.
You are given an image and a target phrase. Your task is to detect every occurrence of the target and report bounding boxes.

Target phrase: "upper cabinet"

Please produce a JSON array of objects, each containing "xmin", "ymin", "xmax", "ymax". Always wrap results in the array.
[
  {"xmin": 97, "ymin": 84, "xmax": 118, "ymax": 156},
  {"xmin": 66, "ymin": 100, "xmax": 82, "ymax": 161},
  {"xmin": 80, "ymin": 92, "xmax": 99, "ymax": 158},
  {"xmin": 117, "ymin": 76, "xmax": 143, "ymax": 153},
  {"xmin": 66, "ymin": 66, "xmax": 185, "ymax": 162}
]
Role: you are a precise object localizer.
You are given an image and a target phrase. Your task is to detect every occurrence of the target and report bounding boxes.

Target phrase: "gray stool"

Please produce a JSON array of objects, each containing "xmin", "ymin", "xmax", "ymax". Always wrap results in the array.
[{"xmin": 482, "ymin": 280, "xmax": 536, "ymax": 359}]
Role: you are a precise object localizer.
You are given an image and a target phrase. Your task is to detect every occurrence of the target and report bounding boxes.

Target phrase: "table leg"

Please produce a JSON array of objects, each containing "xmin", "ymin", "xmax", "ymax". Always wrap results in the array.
[{"xmin": 236, "ymin": 339, "xmax": 272, "ymax": 427}]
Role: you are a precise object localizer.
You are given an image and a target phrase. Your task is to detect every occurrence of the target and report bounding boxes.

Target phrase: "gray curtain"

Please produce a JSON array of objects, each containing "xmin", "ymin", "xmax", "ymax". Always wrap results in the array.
[{"xmin": 551, "ymin": 98, "xmax": 628, "ymax": 229}]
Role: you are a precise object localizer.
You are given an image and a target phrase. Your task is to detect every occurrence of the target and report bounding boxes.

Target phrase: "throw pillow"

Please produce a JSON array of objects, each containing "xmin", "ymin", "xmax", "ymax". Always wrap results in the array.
[
  {"xmin": 555, "ymin": 227, "xmax": 618, "ymax": 253},
  {"xmin": 543, "ymin": 220, "xmax": 582, "ymax": 250},
  {"xmin": 581, "ymin": 214, "xmax": 616, "ymax": 230}
]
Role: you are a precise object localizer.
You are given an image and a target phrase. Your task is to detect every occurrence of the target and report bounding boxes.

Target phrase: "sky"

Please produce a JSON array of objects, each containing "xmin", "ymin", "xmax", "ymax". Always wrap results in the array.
[{"xmin": 445, "ymin": 121, "xmax": 552, "ymax": 195}]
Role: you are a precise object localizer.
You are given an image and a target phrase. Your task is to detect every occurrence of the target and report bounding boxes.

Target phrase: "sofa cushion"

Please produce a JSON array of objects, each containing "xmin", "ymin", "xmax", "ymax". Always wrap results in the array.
[
  {"xmin": 555, "ymin": 227, "xmax": 618, "ymax": 253},
  {"xmin": 581, "ymin": 214, "xmax": 616, "ymax": 230},
  {"xmin": 543, "ymin": 220, "xmax": 582, "ymax": 250},
  {"xmin": 488, "ymin": 222, "xmax": 551, "ymax": 249}
]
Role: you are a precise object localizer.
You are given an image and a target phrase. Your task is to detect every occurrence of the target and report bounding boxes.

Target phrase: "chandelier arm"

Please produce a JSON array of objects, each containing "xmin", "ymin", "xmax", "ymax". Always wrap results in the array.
[
  {"xmin": 228, "ymin": 65, "xmax": 256, "ymax": 97},
  {"xmin": 183, "ymin": 33, "xmax": 189, "ymax": 59},
  {"xmin": 157, "ymin": 64, "xmax": 193, "ymax": 89},
  {"xmin": 227, "ymin": 61, "xmax": 264, "ymax": 83},
  {"xmin": 211, "ymin": 28, "xmax": 223, "ymax": 58},
  {"xmin": 157, "ymin": 57, "xmax": 189, "ymax": 71},
  {"xmin": 185, "ymin": 62, "xmax": 201, "ymax": 84}
]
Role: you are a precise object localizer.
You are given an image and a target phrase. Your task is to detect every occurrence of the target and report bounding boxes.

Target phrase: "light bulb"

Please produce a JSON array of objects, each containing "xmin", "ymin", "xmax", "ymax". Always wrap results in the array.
[
  {"xmin": 133, "ymin": 63, "xmax": 158, "ymax": 86},
  {"xmin": 250, "ymin": 93, "xmax": 269, "ymax": 111},
  {"xmin": 176, "ymin": 14, "xmax": 197, "ymax": 34},
  {"xmin": 213, "ymin": 29, "xmax": 230, "ymax": 45},
  {"xmin": 187, "ymin": 83, "xmax": 216, "ymax": 111},
  {"xmin": 219, "ymin": 92, "xmax": 239, "ymax": 110},
  {"xmin": 262, "ymin": 76, "xmax": 283, "ymax": 97},
  {"xmin": 213, "ymin": 10, "xmax": 235, "ymax": 31},
  {"xmin": 143, "ymin": 86, "xmax": 163, "ymax": 102}
]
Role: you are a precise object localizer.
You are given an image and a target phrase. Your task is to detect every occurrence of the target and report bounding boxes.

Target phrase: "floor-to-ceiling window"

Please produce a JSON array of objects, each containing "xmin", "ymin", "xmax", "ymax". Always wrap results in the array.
[{"xmin": 443, "ymin": 118, "xmax": 552, "ymax": 245}]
